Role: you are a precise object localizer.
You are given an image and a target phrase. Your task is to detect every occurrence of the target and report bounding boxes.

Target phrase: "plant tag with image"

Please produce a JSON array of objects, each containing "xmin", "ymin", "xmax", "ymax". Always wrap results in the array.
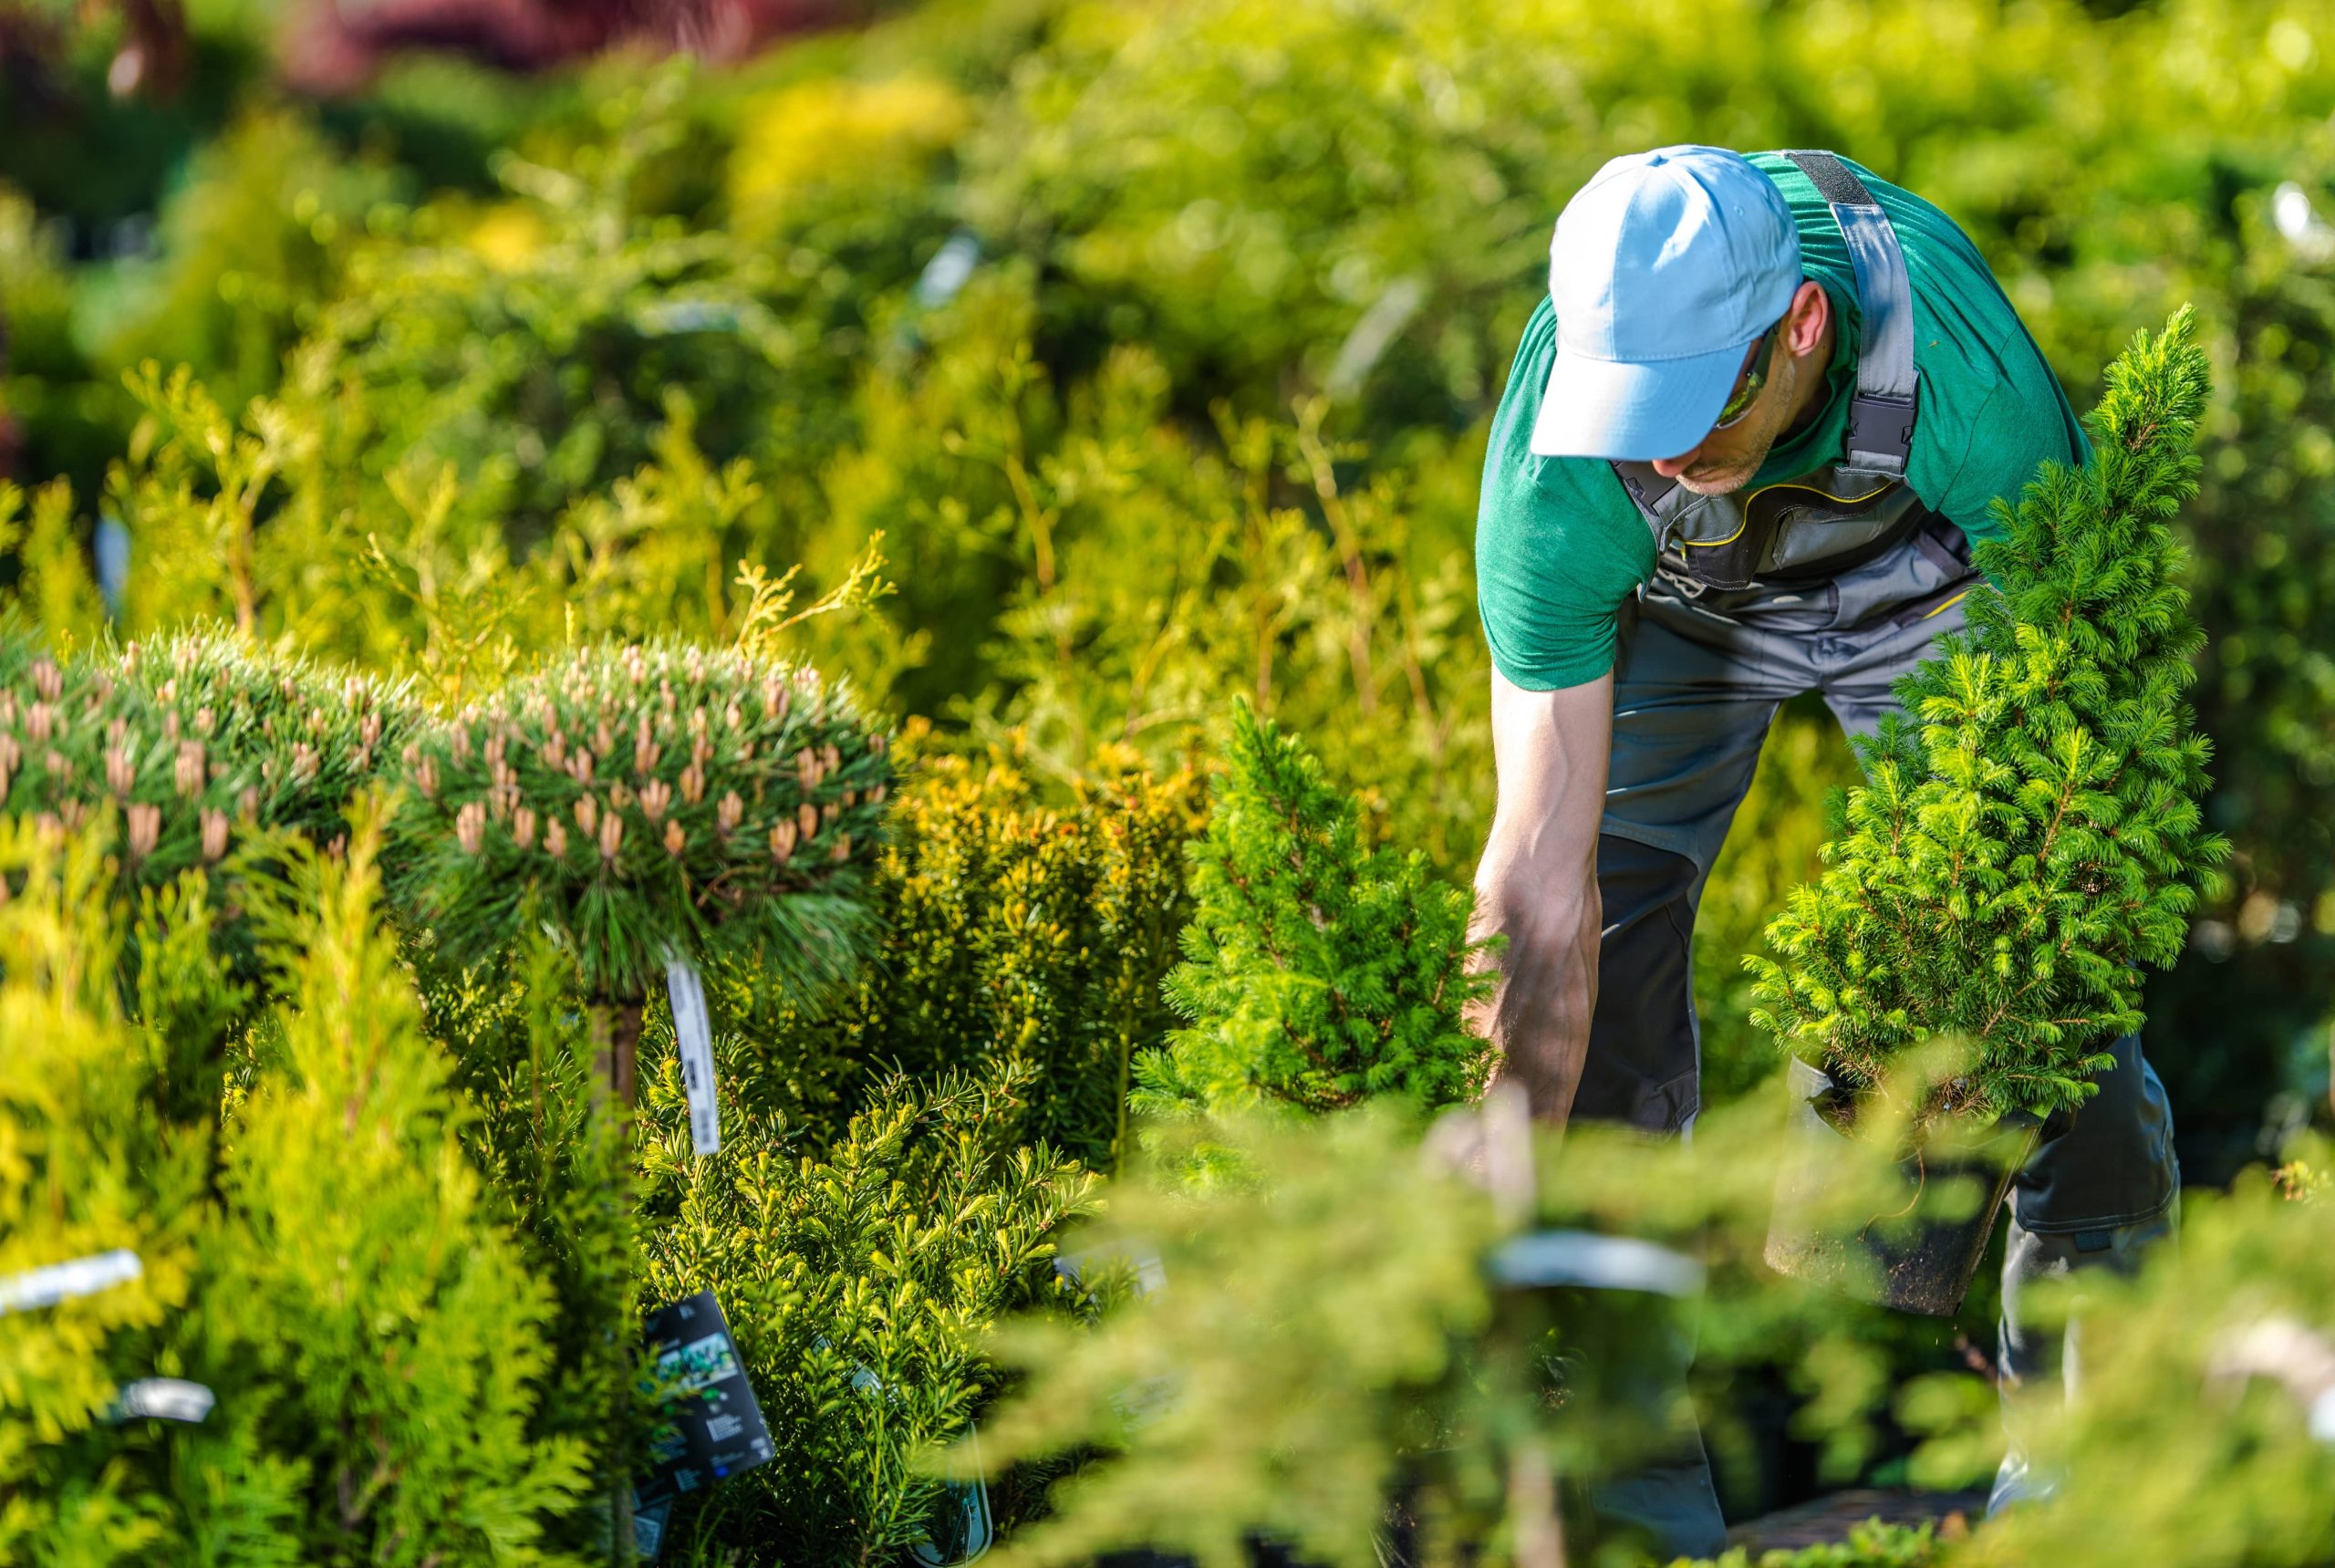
[
  {"xmin": 665, "ymin": 956, "xmax": 720, "ymax": 1156},
  {"xmin": 630, "ymin": 1500, "xmax": 673, "ymax": 1562},
  {"xmin": 909, "ymin": 1418, "xmax": 994, "ymax": 1567},
  {"xmin": 637, "ymin": 1291, "xmax": 773, "ymax": 1508}
]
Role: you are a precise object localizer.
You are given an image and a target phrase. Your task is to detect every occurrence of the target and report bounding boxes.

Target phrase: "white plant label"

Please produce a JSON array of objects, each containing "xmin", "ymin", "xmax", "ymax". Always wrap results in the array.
[
  {"xmin": 0, "ymin": 1249, "xmax": 141, "ymax": 1314},
  {"xmin": 114, "ymin": 1378, "xmax": 215, "ymax": 1423},
  {"xmin": 666, "ymin": 957, "xmax": 720, "ymax": 1157}
]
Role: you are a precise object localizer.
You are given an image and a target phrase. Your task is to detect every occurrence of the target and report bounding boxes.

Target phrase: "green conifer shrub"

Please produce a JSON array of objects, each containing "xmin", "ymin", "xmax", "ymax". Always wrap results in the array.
[
  {"xmin": 0, "ymin": 817, "xmax": 589, "ymax": 1563},
  {"xmin": 387, "ymin": 639, "xmax": 892, "ymax": 1096},
  {"xmin": 1133, "ymin": 701, "xmax": 1493, "ymax": 1118},
  {"xmin": 711, "ymin": 743, "xmax": 1203, "ymax": 1167},
  {"xmin": 632, "ymin": 1063, "xmax": 1097, "ymax": 1566},
  {"xmin": 1749, "ymin": 311, "xmax": 2228, "ymax": 1123}
]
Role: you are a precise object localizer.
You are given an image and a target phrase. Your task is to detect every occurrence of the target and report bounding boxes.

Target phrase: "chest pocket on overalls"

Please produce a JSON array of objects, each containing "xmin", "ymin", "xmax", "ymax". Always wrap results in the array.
[
  {"xmin": 1607, "ymin": 149, "xmax": 1932, "ymax": 595},
  {"xmin": 1622, "ymin": 468, "xmax": 1935, "ymax": 592}
]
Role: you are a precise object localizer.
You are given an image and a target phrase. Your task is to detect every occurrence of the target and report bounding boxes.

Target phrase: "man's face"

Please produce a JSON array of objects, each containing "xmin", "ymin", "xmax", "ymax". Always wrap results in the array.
[{"xmin": 1655, "ymin": 332, "xmax": 1801, "ymax": 496}]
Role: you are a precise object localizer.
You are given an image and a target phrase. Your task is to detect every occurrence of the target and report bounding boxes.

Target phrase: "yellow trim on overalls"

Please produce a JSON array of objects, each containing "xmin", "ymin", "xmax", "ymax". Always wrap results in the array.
[{"xmin": 1674, "ymin": 477, "xmax": 1896, "ymax": 550}]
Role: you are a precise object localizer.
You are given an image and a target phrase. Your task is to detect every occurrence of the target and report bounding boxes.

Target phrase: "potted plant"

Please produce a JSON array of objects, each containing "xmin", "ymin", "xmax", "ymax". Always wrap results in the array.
[
  {"xmin": 1749, "ymin": 311, "xmax": 2226, "ymax": 1314},
  {"xmin": 0, "ymin": 627, "xmax": 405, "ymax": 888}
]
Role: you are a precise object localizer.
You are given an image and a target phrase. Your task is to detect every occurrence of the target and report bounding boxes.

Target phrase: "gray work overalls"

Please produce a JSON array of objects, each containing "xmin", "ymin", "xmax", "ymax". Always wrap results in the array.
[{"xmin": 1574, "ymin": 151, "xmax": 2181, "ymax": 1554}]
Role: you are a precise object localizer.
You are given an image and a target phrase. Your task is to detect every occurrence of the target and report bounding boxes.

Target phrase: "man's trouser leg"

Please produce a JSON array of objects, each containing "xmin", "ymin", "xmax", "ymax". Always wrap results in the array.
[
  {"xmin": 1575, "ymin": 528, "xmax": 2179, "ymax": 1552},
  {"xmin": 1989, "ymin": 1033, "xmax": 2180, "ymax": 1510},
  {"xmin": 1575, "ymin": 583, "xmax": 1804, "ymax": 1559}
]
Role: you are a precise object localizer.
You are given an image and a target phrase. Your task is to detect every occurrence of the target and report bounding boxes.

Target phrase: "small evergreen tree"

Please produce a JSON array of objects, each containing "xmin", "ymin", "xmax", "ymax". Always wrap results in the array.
[
  {"xmin": 1749, "ymin": 310, "xmax": 2228, "ymax": 1122},
  {"xmin": 1134, "ymin": 700, "xmax": 1492, "ymax": 1117}
]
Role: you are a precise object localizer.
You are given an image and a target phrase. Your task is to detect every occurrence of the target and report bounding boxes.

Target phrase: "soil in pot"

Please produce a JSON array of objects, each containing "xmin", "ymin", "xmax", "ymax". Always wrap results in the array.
[{"xmin": 1765, "ymin": 1058, "xmax": 2042, "ymax": 1316}]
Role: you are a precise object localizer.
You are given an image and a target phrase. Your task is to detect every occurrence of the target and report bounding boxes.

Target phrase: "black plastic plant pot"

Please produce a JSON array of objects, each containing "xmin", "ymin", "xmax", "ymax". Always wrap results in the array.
[{"xmin": 1764, "ymin": 1058, "xmax": 2041, "ymax": 1316}]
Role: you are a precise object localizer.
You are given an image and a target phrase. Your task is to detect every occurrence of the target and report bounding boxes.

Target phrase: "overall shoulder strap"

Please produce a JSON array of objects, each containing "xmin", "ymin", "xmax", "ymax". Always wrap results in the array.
[
  {"xmin": 1777, "ymin": 150, "xmax": 1919, "ymax": 481},
  {"xmin": 1607, "ymin": 460, "xmax": 1682, "ymax": 545}
]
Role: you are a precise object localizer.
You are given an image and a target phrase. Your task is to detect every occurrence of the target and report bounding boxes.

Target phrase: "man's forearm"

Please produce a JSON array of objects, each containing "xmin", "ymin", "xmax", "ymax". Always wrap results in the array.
[
  {"xmin": 1468, "ymin": 861, "xmax": 1602, "ymax": 1127},
  {"xmin": 1472, "ymin": 667, "xmax": 1614, "ymax": 1128}
]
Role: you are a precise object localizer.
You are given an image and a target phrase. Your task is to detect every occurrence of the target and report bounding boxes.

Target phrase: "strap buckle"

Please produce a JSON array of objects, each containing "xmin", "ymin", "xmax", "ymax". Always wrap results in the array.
[{"xmin": 1843, "ymin": 389, "xmax": 1917, "ymax": 471}]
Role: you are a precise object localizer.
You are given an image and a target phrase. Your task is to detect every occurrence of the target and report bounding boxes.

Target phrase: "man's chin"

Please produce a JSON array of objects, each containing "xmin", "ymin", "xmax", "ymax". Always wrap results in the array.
[{"xmin": 1674, "ymin": 467, "xmax": 1755, "ymax": 497}]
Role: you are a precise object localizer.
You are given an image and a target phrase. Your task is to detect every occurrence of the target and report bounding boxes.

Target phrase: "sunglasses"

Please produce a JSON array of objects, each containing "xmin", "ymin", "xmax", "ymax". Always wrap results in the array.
[{"xmin": 1711, "ymin": 320, "xmax": 1782, "ymax": 431}]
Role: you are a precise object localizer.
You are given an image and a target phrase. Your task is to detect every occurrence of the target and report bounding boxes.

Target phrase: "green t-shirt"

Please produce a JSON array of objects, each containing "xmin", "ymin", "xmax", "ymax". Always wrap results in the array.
[{"xmin": 1474, "ymin": 152, "xmax": 2087, "ymax": 691}]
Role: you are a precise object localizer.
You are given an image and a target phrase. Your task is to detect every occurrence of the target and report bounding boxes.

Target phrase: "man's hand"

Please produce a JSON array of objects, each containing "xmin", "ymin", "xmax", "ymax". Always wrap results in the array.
[{"xmin": 1467, "ymin": 668, "xmax": 1614, "ymax": 1128}]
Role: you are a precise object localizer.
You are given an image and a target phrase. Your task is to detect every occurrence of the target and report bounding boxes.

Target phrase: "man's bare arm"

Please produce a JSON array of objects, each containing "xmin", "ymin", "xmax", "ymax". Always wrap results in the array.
[{"xmin": 1467, "ymin": 668, "xmax": 1614, "ymax": 1127}]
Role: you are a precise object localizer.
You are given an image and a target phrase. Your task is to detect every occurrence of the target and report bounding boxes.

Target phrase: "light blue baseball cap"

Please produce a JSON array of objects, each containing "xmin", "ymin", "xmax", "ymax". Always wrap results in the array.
[{"xmin": 1530, "ymin": 146, "xmax": 1802, "ymax": 462}]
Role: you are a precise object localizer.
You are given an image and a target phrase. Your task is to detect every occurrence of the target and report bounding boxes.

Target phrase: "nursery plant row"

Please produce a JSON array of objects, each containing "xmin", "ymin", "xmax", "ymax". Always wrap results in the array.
[{"xmin": 8, "ymin": 309, "xmax": 2315, "ymax": 1568}]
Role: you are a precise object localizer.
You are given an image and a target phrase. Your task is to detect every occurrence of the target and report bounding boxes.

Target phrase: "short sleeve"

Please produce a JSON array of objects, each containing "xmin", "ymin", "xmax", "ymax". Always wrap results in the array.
[
  {"xmin": 1474, "ymin": 300, "xmax": 1657, "ymax": 692},
  {"xmin": 1935, "ymin": 373, "xmax": 2090, "ymax": 546},
  {"xmin": 1476, "ymin": 456, "xmax": 1654, "ymax": 691}
]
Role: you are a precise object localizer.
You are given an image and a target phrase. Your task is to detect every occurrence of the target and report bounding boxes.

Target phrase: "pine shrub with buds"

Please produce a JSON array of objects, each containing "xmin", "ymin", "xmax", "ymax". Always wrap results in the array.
[
  {"xmin": 0, "ymin": 625, "xmax": 406, "ymax": 917},
  {"xmin": 1749, "ymin": 310, "xmax": 2228, "ymax": 1123},
  {"xmin": 387, "ymin": 640, "xmax": 893, "ymax": 1088},
  {"xmin": 1134, "ymin": 701, "xmax": 1494, "ymax": 1118}
]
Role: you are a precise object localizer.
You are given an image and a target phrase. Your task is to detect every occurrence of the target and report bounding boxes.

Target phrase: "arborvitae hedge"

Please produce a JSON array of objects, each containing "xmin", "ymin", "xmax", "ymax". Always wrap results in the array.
[
  {"xmin": 0, "ymin": 830, "xmax": 205, "ymax": 1564},
  {"xmin": 0, "ymin": 822, "xmax": 588, "ymax": 1564}
]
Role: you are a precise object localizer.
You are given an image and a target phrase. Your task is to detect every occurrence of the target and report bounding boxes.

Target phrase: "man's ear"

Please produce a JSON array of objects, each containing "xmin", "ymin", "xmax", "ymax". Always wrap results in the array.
[{"xmin": 1786, "ymin": 279, "xmax": 1830, "ymax": 358}]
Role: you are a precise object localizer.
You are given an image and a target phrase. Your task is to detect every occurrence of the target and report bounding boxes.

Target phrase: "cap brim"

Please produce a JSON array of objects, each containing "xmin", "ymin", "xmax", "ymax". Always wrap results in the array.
[{"xmin": 1528, "ymin": 338, "xmax": 1747, "ymax": 462}]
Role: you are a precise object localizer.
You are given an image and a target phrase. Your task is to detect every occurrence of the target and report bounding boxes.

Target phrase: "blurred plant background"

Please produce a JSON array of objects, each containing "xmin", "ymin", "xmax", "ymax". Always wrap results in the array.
[{"xmin": 5, "ymin": 0, "xmax": 2335, "ymax": 1562}]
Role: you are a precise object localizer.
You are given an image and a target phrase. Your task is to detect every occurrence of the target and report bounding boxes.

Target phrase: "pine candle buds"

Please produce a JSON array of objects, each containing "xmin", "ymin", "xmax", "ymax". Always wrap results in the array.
[
  {"xmin": 387, "ymin": 641, "xmax": 893, "ymax": 1005},
  {"xmin": 0, "ymin": 628, "xmax": 412, "ymax": 905}
]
